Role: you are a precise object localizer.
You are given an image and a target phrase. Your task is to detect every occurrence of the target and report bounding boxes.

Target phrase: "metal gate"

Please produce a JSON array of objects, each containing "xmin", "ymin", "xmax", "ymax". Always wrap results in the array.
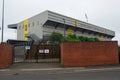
[
  {"xmin": 13, "ymin": 44, "xmax": 60, "ymax": 63},
  {"xmin": 25, "ymin": 44, "xmax": 60, "ymax": 63},
  {"xmin": 14, "ymin": 46, "xmax": 26, "ymax": 63},
  {"xmin": 7, "ymin": 40, "xmax": 61, "ymax": 63}
]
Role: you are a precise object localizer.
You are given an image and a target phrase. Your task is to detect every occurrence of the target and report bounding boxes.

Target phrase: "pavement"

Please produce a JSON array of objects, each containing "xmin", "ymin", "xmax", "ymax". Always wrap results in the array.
[{"xmin": 1, "ymin": 63, "xmax": 120, "ymax": 74}]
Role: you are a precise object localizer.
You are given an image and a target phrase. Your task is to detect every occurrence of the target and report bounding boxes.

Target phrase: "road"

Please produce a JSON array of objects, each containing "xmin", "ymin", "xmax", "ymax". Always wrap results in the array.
[{"xmin": 0, "ymin": 69, "xmax": 120, "ymax": 80}]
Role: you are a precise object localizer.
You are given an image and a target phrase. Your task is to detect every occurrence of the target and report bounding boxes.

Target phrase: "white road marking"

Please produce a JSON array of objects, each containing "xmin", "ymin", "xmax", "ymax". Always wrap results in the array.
[
  {"xmin": 0, "ymin": 69, "xmax": 10, "ymax": 71},
  {"xmin": 20, "ymin": 67, "xmax": 85, "ymax": 71},
  {"xmin": 0, "ymin": 67, "xmax": 120, "ymax": 72},
  {"xmin": 74, "ymin": 67, "xmax": 120, "ymax": 72},
  {"xmin": 20, "ymin": 68, "xmax": 63, "ymax": 71}
]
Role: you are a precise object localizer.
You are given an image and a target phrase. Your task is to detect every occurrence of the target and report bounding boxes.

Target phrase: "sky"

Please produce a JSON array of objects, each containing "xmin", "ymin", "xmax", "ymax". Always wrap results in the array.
[{"xmin": 0, "ymin": 0, "xmax": 120, "ymax": 45}]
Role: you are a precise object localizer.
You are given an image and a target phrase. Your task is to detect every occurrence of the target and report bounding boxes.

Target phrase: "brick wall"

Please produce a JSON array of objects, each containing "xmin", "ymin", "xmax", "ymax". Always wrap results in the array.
[
  {"xmin": 0, "ymin": 43, "xmax": 13, "ymax": 69},
  {"xmin": 61, "ymin": 41, "xmax": 119, "ymax": 67}
]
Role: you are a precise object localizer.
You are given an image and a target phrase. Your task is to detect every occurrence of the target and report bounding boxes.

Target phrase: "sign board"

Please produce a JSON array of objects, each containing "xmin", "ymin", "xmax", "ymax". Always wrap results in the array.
[
  {"xmin": 74, "ymin": 19, "xmax": 78, "ymax": 27},
  {"xmin": 68, "ymin": 29, "xmax": 74, "ymax": 35},
  {"xmin": 100, "ymin": 35, "xmax": 104, "ymax": 41},
  {"xmin": 25, "ymin": 46, "xmax": 30, "ymax": 50},
  {"xmin": 44, "ymin": 49, "xmax": 49, "ymax": 53},
  {"xmin": 39, "ymin": 49, "xmax": 49, "ymax": 53},
  {"xmin": 39, "ymin": 50, "xmax": 44, "ymax": 53},
  {"xmin": 24, "ymin": 19, "xmax": 29, "ymax": 40}
]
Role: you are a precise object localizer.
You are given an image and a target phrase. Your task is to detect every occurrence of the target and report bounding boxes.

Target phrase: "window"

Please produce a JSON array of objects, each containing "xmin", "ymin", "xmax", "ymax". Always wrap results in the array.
[{"xmin": 32, "ymin": 22, "xmax": 34, "ymax": 27}]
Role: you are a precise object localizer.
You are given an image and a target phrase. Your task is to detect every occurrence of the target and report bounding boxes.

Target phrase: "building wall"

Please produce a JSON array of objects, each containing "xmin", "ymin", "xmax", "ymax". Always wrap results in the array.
[
  {"xmin": 43, "ymin": 25, "xmax": 65, "ymax": 36},
  {"xmin": 43, "ymin": 25, "xmax": 111, "ymax": 41},
  {"xmin": 17, "ymin": 11, "xmax": 48, "ymax": 40},
  {"xmin": 17, "ymin": 21, "xmax": 112, "ymax": 41},
  {"xmin": 61, "ymin": 41, "xmax": 119, "ymax": 67},
  {"xmin": 16, "ymin": 10, "xmax": 114, "ymax": 41},
  {"xmin": 17, "ymin": 22, "xmax": 24, "ymax": 40}
]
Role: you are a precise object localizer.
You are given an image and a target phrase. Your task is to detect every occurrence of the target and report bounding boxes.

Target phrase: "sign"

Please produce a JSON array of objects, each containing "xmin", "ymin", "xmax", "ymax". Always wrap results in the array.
[
  {"xmin": 74, "ymin": 19, "xmax": 78, "ymax": 27},
  {"xmin": 100, "ymin": 35, "xmax": 104, "ymax": 41},
  {"xmin": 44, "ymin": 49, "xmax": 49, "ymax": 53},
  {"xmin": 39, "ymin": 50, "xmax": 44, "ymax": 53},
  {"xmin": 68, "ymin": 29, "xmax": 74, "ymax": 35},
  {"xmin": 39, "ymin": 49, "xmax": 49, "ymax": 53},
  {"xmin": 25, "ymin": 46, "xmax": 30, "ymax": 50},
  {"xmin": 24, "ymin": 19, "xmax": 29, "ymax": 40}
]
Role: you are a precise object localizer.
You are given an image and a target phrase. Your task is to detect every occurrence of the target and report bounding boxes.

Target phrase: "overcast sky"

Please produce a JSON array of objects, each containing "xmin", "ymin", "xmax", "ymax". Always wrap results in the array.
[{"xmin": 0, "ymin": 0, "xmax": 120, "ymax": 45}]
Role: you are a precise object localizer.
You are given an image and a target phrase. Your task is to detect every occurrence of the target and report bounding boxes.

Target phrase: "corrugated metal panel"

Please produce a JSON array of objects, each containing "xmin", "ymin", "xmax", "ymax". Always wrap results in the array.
[{"xmin": 47, "ymin": 10, "xmax": 115, "ymax": 37}]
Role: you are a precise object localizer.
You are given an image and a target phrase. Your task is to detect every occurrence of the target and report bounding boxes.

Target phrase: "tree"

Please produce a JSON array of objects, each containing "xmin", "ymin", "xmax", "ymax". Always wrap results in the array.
[
  {"xmin": 79, "ymin": 36, "xmax": 99, "ymax": 42},
  {"xmin": 66, "ymin": 34, "xmax": 80, "ymax": 42},
  {"xmin": 49, "ymin": 32, "xmax": 64, "ymax": 44},
  {"xmin": 79, "ymin": 36, "xmax": 87, "ymax": 42},
  {"xmin": 94, "ymin": 38, "xmax": 99, "ymax": 42},
  {"xmin": 49, "ymin": 32, "xmax": 100, "ymax": 43}
]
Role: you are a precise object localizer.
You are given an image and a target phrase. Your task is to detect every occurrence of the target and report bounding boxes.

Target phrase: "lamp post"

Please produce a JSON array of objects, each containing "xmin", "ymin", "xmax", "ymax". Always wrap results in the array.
[
  {"xmin": 63, "ymin": 18, "xmax": 66, "ymax": 41},
  {"xmin": 1, "ymin": 0, "xmax": 4, "ymax": 42}
]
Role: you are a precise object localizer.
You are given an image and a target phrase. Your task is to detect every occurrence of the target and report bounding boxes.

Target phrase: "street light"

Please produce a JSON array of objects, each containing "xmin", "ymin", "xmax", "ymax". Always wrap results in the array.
[
  {"xmin": 1, "ymin": 0, "xmax": 5, "ymax": 42},
  {"xmin": 63, "ymin": 18, "xmax": 66, "ymax": 41}
]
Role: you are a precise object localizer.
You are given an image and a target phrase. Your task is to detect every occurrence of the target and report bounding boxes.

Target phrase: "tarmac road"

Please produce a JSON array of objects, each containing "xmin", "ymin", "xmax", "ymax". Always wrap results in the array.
[
  {"xmin": 1, "ymin": 63, "xmax": 120, "ymax": 80},
  {"xmin": 0, "ymin": 68, "xmax": 120, "ymax": 80}
]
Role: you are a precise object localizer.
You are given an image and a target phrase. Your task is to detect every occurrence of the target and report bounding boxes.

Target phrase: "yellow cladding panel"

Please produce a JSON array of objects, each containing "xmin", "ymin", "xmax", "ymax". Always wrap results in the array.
[
  {"xmin": 74, "ymin": 19, "xmax": 78, "ymax": 27},
  {"xmin": 68, "ymin": 29, "xmax": 74, "ymax": 35},
  {"xmin": 100, "ymin": 35, "xmax": 104, "ymax": 41},
  {"xmin": 24, "ymin": 20, "xmax": 29, "ymax": 40}
]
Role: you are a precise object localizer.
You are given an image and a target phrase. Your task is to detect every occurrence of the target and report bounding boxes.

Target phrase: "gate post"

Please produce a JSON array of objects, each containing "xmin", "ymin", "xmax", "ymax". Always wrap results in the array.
[{"xmin": 35, "ymin": 45, "xmax": 38, "ymax": 63}]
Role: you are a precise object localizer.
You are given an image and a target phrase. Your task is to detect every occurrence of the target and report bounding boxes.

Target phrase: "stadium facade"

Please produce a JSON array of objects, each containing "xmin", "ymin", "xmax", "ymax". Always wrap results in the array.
[{"xmin": 8, "ymin": 10, "xmax": 115, "ymax": 42}]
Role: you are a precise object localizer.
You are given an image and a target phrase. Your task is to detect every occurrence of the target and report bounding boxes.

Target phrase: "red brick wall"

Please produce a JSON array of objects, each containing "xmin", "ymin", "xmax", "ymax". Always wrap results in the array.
[
  {"xmin": 61, "ymin": 41, "xmax": 119, "ymax": 67},
  {"xmin": 0, "ymin": 43, "xmax": 13, "ymax": 69}
]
